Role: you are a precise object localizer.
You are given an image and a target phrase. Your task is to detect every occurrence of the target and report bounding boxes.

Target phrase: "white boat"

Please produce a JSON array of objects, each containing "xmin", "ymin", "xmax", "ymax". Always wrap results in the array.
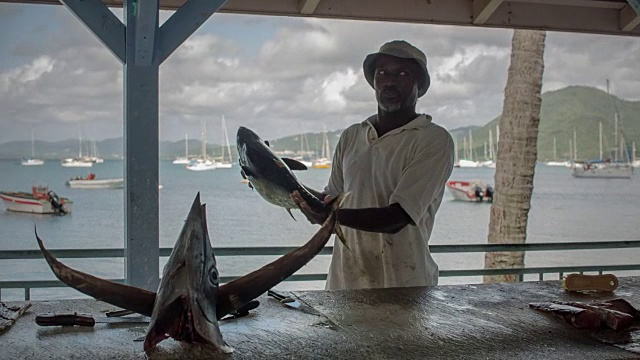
[
  {"xmin": 545, "ymin": 161, "xmax": 572, "ymax": 167},
  {"xmin": 173, "ymin": 133, "xmax": 190, "ymax": 165},
  {"xmin": 62, "ymin": 133, "xmax": 93, "ymax": 167},
  {"xmin": 446, "ymin": 180, "xmax": 493, "ymax": 203},
  {"xmin": 65, "ymin": 174, "xmax": 124, "ymax": 189},
  {"xmin": 186, "ymin": 120, "xmax": 216, "ymax": 171},
  {"xmin": 455, "ymin": 159, "xmax": 481, "ymax": 168},
  {"xmin": 61, "ymin": 158, "xmax": 94, "ymax": 167},
  {"xmin": 0, "ymin": 185, "xmax": 72, "ymax": 215},
  {"xmin": 572, "ymin": 161, "xmax": 633, "ymax": 179},
  {"xmin": 186, "ymin": 158, "xmax": 217, "ymax": 171},
  {"xmin": 21, "ymin": 131, "xmax": 44, "ymax": 166},
  {"xmin": 21, "ymin": 158, "xmax": 45, "ymax": 166}
]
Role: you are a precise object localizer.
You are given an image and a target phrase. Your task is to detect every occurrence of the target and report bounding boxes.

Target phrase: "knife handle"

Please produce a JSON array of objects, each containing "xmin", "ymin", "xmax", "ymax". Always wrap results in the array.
[{"xmin": 36, "ymin": 313, "xmax": 96, "ymax": 327}]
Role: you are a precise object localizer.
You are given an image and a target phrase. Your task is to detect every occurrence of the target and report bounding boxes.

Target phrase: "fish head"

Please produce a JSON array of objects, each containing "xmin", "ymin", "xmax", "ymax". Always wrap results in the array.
[
  {"xmin": 144, "ymin": 193, "xmax": 232, "ymax": 354},
  {"xmin": 236, "ymin": 126, "xmax": 285, "ymax": 178}
]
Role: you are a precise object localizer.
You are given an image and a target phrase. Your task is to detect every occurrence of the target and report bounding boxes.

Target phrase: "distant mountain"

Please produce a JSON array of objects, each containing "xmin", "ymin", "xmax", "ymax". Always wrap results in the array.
[
  {"xmin": 2, "ymin": 86, "xmax": 638, "ymax": 162},
  {"xmin": 455, "ymin": 86, "xmax": 640, "ymax": 162}
]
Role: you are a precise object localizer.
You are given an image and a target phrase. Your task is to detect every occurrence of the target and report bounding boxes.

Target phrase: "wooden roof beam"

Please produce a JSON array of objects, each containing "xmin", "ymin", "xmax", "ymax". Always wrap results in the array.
[
  {"xmin": 300, "ymin": 0, "xmax": 321, "ymax": 14},
  {"xmin": 473, "ymin": 0, "xmax": 504, "ymax": 25},
  {"xmin": 620, "ymin": 1, "xmax": 640, "ymax": 31}
]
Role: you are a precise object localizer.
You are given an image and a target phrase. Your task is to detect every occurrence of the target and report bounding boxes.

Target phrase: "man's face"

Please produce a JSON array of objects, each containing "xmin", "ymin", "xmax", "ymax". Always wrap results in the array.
[{"xmin": 373, "ymin": 54, "xmax": 421, "ymax": 113}]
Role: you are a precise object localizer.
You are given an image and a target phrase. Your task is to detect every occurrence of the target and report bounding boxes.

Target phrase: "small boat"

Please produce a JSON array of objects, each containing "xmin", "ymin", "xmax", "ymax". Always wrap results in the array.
[
  {"xmin": 572, "ymin": 161, "xmax": 634, "ymax": 179},
  {"xmin": 66, "ymin": 173, "xmax": 124, "ymax": 189},
  {"xmin": 186, "ymin": 159, "xmax": 217, "ymax": 171},
  {"xmin": 446, "ymin": 180, "xmax": 493, "ymax": 203},
  {"xmin": 21, "ymin": 158, "xmax": 45, "ymax": 166},
  {"xmin": 0, "ymin": 185, "xmax": 72, "ymax": 215}
]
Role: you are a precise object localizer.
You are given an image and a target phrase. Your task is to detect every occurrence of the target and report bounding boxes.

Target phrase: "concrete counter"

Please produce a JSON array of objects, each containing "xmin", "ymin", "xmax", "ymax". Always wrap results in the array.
[{"xmin": 4, "ymin": 277, "xmax": 640, "ymax": 359}]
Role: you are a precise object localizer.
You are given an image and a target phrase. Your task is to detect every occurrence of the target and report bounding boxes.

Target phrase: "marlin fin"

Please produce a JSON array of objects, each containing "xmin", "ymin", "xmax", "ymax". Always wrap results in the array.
[
  {"xmin": 327, "ymin": 192, "xmax": 350, "ymax": 251},
  {"xmin": 281, "ymin": 158, "xmax": 308, "ymax": 171},
  {"xmin": 241, "ymin": 165, "xmax": 257, "ymax": 178},
  {"xmin": 286, "ymin": 208, "xmax": 296, "ymax": 221}
]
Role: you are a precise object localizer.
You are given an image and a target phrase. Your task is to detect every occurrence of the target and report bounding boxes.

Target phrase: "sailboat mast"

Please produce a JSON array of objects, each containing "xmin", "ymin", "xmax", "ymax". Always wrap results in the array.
[
  {"xmin": 489, "ymin": 129, "xmax": 494, "ymax": 160},
  {"xmin": 614, "ymin": 113, "xmax": 619, "ymax": 162},
  {"xmin": 31, "ymin": 130, "xmax": 36, "ymax": 157},
  {"xmin": 201, "ymin": 120, "xmax": 207, "ymax": 159},
  {"xmin": 573, "ymin": 129, "xmax": 577, "ymax": 160},
  {"xmin": 599, "ymin": 122, "xmax": 603, "ymax": 160},
  {"xmin": 222, "ymin": 115, "xmax": 232, "ymax": 162},
  {"xmin": 553, "ymin": 137, "xmax": 557, "ymax": 161}
]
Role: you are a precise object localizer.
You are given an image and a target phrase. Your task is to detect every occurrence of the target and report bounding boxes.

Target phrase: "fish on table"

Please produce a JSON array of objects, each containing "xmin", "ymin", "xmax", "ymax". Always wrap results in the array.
[
  {"xmin": 236, "ymin": 126, "xmax": 348, "ymax": 248},
  {"xmin": 36, "ymin": 192, "xmax": 338, "ymax": 354}
]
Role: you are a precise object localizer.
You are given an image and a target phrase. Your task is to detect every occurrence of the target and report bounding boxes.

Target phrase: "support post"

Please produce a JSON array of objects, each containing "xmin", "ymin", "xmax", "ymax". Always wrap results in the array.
[{"xmin": 123, "ymin": 0, "xmax": 160, "ymax": 290}]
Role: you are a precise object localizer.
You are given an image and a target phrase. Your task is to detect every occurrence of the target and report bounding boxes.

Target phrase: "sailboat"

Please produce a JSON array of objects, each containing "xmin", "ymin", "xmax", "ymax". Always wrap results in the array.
[
  {"xmin": 545, "ymin": 137, "xmax": 571, "ymax": 167},
  {"xmin": 186, "ymin": 120, "xmax": 216, "ymax": 171},
  {"xmin": 293, "ymin": 132, "xmax": 313, "ymax": 168},
  {"xmin": 573, "ymin": 81, "xmax": 633, "ymax": 179},
  {"xmin": 21, "ymin": 130, "xmax": 45, "ymax": 166},
  {"xmin": 172, "ymin": 133, "xmax": 190, "ymax": 165},
  {"xmin": 61, "ymin": 132, "xmax": 93, "ymax": 168},
  {"xmin": 480, "ymin": 128, "xmax": 496, "ymax": 168},
  {"xmin": 214, "ymin": 115, "xmax": 233, "ymax": 169},
  {"xmin": 312, "ymin": 127, "xmax": 332, "ymax": 169}
]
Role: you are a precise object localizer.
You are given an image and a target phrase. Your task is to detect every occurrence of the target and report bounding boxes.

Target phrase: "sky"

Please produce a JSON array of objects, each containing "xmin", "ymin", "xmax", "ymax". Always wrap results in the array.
[{"xmin": 0, "ymin": 3, "xmax": 639, "ymax": 144}]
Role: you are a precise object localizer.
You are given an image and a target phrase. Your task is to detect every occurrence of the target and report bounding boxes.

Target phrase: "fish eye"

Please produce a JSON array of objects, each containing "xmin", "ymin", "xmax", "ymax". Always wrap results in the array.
[{"xmin": 209, "ymin": 268, "xmax": 219, "ymax": 284}]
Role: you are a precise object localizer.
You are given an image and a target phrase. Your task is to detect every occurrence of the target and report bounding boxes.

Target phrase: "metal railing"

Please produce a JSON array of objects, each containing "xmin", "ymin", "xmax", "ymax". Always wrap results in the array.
[{"xmin": 1, "ymin": 240, "xmax": 640, "ymax": 300}]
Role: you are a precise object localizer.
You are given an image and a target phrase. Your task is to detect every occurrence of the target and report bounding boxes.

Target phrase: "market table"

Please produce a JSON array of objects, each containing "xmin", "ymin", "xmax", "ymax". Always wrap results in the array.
[{"xmin": 4, "ymin": 277, "xmax": 640, "ymax": 359}]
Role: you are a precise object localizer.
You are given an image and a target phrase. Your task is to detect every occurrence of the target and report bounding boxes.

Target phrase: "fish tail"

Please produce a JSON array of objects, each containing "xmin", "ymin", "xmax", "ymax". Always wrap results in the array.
[{"xmin": 326, "ymin": 192, "xmax": 350, "ymax": 251}]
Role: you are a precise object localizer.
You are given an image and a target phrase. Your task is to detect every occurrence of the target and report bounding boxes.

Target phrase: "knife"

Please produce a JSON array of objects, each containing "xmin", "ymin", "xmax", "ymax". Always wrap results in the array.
[
  {"xmin": 35, "ymin": 312, "xmax": 149, "ymax": 327},
  {"xmin": 267, "ymin": 290, "xmax": 323, "ymax": 316}
]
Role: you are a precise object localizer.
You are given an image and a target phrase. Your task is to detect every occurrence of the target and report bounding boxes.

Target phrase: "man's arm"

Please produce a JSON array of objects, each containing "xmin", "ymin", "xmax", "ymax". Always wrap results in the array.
[
  {"xmin": 337, "ymin": 203, "xmax": 411, "ymax": 234},
  {"xmin": 290, "ymin": 191, "xmax": 411, "ymax": 234}
]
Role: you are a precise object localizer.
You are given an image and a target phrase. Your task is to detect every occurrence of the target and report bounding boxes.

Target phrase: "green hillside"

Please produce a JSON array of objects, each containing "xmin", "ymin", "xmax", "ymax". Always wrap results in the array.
[
  {"xmin": 460, "ymin": 86, "xmax": 640, "ymax": 162},
  {"xmin": 2, "ymin": 86, "xmax": 638, "ymax": 162}
]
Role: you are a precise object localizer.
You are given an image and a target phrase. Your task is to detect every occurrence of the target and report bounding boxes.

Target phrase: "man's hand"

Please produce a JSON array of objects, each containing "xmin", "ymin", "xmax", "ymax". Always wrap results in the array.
[{"xmin": 290, "ymin": 191, "xmax": 333, "ymax": 225}]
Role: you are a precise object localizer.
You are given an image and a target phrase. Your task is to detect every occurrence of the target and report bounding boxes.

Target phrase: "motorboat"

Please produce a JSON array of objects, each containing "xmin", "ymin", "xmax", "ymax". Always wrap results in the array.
[
  {"xmin": 0, "ymin": 185, "xmax": 72, "ymax": 215},
  {"xmin": 446, "ymin": 180, "xmax": 493, "ymax": 203},
  {"xmin": 66, "ymin": 173, "xmax": 124, "ymax": 189}
]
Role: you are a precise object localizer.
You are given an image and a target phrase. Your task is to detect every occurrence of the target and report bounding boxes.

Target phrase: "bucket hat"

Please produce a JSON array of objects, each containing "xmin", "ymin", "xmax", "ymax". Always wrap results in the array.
[{"xmin": 363, "ymin": 40, "xmax": 430, "ymax": 97}]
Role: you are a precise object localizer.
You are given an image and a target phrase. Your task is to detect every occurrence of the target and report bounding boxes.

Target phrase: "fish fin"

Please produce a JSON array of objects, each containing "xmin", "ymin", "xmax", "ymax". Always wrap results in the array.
[
  {"xmin": 281, "ymin": 158, "xmax": 308, "ymax": 171},
  {"xmin": 241, "ymin": 165, "xmax": 257, "ymax": 178},
  {"xmin": 265, "ymin": 140, "xmax": 270, "ymax": 147},
  {"xmin": 35, "ymin": 226, "xmax": 156, "ymax": 316},
  {"xmin": 326, "ymin": 192, "xmax": 350, "ymax": 251},
  {"xmin": 286, "ymin": 208, "xmax": 296, "ymax": 221}
]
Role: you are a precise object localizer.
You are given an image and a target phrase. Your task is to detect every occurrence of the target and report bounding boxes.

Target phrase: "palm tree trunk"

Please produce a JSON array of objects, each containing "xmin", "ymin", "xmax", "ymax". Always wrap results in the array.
[{"xmin": 484, "ymin": 30, "xmax": 546, "ymax": 283}]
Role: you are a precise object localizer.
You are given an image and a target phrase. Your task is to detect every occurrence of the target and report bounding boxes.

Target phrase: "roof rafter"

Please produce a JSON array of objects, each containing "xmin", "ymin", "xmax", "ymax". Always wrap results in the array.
[
  {"xmin": 473, "ymin": 0, "xmax": 505, "ymax": 25},
  {"xmin": 299, "ymin": 0, "xmax": 321, "ymax": 15},
  {"xmin": 620, "ymin": 0, "xmax": 640, "ymax": 31}
]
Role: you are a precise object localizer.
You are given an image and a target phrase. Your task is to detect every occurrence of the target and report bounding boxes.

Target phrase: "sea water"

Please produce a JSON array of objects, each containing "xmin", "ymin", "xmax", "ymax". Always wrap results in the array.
[{"xmin": 0, "ymin": 160, "xmax": 639, "ymax": 300}]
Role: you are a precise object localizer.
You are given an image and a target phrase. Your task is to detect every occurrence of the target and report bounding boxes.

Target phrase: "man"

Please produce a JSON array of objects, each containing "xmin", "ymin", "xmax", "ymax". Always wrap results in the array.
[{"xmin": 291, "ymin": 40, "xmax": 454, "ymax": 290}]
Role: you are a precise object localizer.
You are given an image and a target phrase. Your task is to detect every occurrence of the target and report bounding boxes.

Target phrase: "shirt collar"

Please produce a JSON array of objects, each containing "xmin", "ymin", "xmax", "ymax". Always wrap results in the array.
[{"xmin": 363, "ymin": 114, "xmax": 432, "ymax": 142}]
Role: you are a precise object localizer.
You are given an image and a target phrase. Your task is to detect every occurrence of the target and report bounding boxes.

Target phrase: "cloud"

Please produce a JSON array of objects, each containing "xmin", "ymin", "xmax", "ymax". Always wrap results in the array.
[{"xmin": 0, "ymin": 4, "xmax": 639, "ymax": 143}]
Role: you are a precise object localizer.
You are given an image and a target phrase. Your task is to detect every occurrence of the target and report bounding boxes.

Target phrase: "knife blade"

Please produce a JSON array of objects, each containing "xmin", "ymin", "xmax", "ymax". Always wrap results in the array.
[
  {"xmin": 267, "ymin": 290, "xmax": 323, "ymax": 316},
  {"xmin": 36, "ymin": 312, "xmax": 149, "ymax": 327}
]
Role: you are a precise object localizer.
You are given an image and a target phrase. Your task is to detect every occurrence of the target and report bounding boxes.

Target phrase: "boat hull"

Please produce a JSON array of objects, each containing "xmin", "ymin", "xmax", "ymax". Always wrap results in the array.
[
  {"xmin": 446, "ymin": 180, "xmax": 492, "ymax": 203},
  {"xmin": 0, "ymin": 192, "xmax": 73, "ymax": 214},
  {"xmin": 572, "ymin": 167, "xmax": 634, "ymax": 179},
  {"xmin": 66, "ymin": 178, "xmax": 124, "ymax": 189}
]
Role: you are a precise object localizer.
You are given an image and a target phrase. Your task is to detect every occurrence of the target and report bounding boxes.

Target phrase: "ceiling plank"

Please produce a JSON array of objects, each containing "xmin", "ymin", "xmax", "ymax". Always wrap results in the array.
[{"xmin": 473, "ymin": 0, "xmax": 504, "ymax": 25}]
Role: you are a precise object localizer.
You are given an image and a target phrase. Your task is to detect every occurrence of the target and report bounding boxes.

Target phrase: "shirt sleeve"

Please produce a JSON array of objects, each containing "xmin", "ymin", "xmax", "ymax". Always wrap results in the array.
[{"xmin": 388, "ymin": 127, "xmax": 455, "ymax": 225}]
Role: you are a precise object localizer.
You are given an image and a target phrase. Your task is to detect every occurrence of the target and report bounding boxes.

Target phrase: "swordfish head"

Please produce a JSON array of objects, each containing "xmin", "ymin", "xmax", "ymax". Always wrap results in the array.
[
  {"xmin": 35, "ymin": 192, "xmax": 340, "ymax": 353},
  {"xmin": 143, "ymin": 193, "xmax": 231, "ymax": 353}
]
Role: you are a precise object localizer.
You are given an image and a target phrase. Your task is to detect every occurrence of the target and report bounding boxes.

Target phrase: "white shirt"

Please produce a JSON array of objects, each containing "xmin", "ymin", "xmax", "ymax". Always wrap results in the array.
[{"xmin": 324, "ymin": 114, "xmax": 454, "ymax": 290}]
